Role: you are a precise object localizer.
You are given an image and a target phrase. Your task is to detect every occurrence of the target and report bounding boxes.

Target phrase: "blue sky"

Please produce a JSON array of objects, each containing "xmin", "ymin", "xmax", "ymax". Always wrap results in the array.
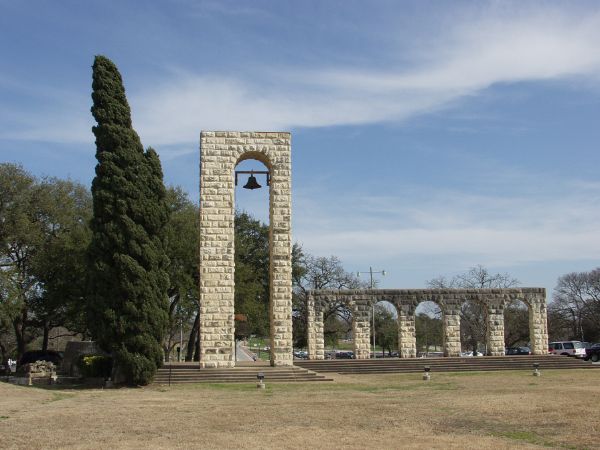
[{"xmin": 1, "ymin": 1, "xmax": 600, "ymax": 296}]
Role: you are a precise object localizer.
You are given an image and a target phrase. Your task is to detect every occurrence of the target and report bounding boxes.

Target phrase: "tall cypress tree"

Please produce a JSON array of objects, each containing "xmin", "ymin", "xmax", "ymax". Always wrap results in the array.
[{"xmin": 87, "ymin": 55, "xmax": 169, "ymax": 385}]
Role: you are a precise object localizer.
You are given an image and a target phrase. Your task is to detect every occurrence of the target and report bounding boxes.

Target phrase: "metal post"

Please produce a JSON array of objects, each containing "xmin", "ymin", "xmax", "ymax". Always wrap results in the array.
[
  {"xmin": 370, "ymin": 267, "xmax": 375, "ymax": 359},
  {"xmin": 179, "ymin": 316, "xmax": 183, "ymax": 362},
  {"xmin": 357, "ymin": 266, "xmax": 385, "ymax": 360}
]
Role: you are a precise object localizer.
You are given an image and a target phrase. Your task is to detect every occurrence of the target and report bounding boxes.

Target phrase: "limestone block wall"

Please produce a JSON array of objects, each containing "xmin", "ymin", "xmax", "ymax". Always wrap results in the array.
[
  {"xmin": 352, "ymin": 301, "xmax": 372, "ymax": 359},
  {"xmin": 199, "ymin": 131, "xmax": 292, "ymax": 368},
  {"xmin": 397, "ymin": 304, "xmax": 417, "ymax": 358},
  {"xmin": 441, "ymin": 300, "xmax": 462, "ymax": 357},
  {"xmin": 486, "ymin": 299, "xmax": 506, "ymax": 356},
  {"xmin": 307, "ymin": 295, "xmax": 325, "ymax": 360},
  {"xmin": 528, "ymin": 297, "xmax": 549, "ymax": 355}
]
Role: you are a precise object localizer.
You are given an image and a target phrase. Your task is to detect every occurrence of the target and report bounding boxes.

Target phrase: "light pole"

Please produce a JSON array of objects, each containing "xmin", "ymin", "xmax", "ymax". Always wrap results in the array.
[
  {"xmin": 357, "ymin": 267, "xmax": 386, "ymax": 359},
  {"xmin": 179, "ymin": 316, "xmax": 183, "ymax": 362}
]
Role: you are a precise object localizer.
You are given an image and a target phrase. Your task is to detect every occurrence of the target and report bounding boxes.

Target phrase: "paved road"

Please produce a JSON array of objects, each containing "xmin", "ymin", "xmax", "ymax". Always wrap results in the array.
[{"xmin": 236, "ymin": 341, "xmax": 256, "ymax": 362}]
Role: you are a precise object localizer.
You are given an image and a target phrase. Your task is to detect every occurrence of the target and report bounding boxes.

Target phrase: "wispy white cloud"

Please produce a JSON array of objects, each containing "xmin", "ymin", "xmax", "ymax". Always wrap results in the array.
[
  {"xmin": 129, "ymin": 7, "xmax": 600, "ymax": 148},
  {"xmin": 293, "ymin": 177, "xmax": 600, "ymax": 267},
  {"xmin": 3, "ymin": 6, "xmax": 600, "ymax": 152}
]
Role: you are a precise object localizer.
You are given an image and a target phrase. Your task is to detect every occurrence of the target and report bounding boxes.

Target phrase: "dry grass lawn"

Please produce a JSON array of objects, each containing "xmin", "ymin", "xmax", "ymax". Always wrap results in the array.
[{"xmin": 1, "ymin": 369, "xmax": 599, "ymax": 449}]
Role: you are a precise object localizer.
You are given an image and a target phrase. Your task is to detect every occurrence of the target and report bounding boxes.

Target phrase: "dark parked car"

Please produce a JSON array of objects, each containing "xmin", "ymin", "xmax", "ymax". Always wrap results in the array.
[
  {"xmin": 18, "ymin": 350, "xmax": 63, "ymax": 367},
  {"xmin": 505, "ymin": 347, "xmax": 531, "ymax": 356},
  {"xmin": 335, "ymin": 351, "xmax": 354, "ymax": 359},
  {"xmin": 584, "ymin": 343, "xmax": 600, "ymax": 362}
]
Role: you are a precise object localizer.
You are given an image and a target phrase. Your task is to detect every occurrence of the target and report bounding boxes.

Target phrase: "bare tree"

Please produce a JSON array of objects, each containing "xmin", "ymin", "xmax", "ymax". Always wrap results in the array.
[
  {"xmin": 550, "ymin": 268, "xmax": 600, "ymax": 342},
  {"xmin": 292, "ymin": 250, "xmax": 367, "ymax": 347}
]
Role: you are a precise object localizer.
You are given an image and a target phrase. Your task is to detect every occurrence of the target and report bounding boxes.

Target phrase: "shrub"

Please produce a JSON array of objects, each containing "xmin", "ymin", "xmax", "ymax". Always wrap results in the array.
[{"xmin": 78, "ymin": 355, "xmax": 113, "ymax": 378}]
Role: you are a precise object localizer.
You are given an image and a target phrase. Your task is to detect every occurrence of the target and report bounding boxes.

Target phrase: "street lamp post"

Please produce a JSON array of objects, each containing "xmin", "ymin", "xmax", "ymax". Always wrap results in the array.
[{"xmin": 357, "ymin": 267, "xmax": 386, "ymax": 359}]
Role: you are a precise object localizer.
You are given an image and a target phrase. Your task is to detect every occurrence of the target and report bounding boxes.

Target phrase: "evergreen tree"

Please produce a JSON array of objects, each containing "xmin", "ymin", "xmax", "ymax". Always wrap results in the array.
[{"xmin": 87, "ymin": 55, "xmax": 169, "ymax": 385}]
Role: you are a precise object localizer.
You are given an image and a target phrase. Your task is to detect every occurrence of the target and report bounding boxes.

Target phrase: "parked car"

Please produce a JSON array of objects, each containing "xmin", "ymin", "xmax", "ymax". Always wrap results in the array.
[
  {"xmin": 583, "ymin": 343, "xmax": 600, "ymax": 362},
  {"xmin": 461, "ymin": 351, "xmax": 484, "ymax": 357},
  {"xmin": 505, "ymin": 347, "xmax": 531, "ymax": 356},
  {"xmin": 335, "ymin": 351, "xmax": 354, "ymax": 359},
  {"xmin": 293, "ymin": 350, "xmax": 308, "ymax": 359},
  {"xmin": 548, "ymin": 341, "xmax": 587, "ymax": 358},
  {"xmin": 18, "ymin": 350, "xmax": 63, "ymax": 366}
]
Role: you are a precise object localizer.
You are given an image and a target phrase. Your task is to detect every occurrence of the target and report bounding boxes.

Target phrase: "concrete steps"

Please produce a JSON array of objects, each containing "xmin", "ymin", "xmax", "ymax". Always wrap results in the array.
[
  {"xmin": 153, "ymin": 364, "xmax": 333, "ymax": 384},
  {"xmin": 294, "ymin": 355, "xmax": 599, "ymax": 375}
]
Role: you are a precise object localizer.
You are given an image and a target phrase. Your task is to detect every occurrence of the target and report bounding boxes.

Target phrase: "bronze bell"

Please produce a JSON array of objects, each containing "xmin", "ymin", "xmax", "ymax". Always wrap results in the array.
[{"xmin": 243, "ymin": 173, "xmax": 262, "ymax": 190}]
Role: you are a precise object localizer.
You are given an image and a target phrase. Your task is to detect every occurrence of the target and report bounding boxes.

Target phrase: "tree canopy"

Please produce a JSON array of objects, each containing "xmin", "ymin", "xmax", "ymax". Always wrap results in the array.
[{"xmin": 0, "ymin": 163, "xmax": 91, "ymax": 362}]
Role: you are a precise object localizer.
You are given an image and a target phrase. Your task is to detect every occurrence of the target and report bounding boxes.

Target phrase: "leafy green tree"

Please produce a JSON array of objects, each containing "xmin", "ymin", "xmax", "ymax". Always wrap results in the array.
[
  {"xmin": 0, "ymin": 164, "xmax": 91, "ymax": 361},
  {"xmin": 163, "ymin": 187, "xmax": 198, "ymax": 361},
  {"xmin": 234, "ymin": 211, "xmax": 270, "ymax": 336},
  {"xmin": 373, "ymin": 304, "xmax": 397, "ymax": 355},
  {"xmin": 0, "ymin": 163, "xmax": 38, "ymax": 360},
  {"xmin": 87, "ymin": 55, "xmax": 169, "ymax": 385},
  {"xmin": 29, "ymin": 178, "xmax": 92, "ymax": 349},
  {"xmin": 415, "ymin": 313, "xmax": 443, "ymax": 353}
]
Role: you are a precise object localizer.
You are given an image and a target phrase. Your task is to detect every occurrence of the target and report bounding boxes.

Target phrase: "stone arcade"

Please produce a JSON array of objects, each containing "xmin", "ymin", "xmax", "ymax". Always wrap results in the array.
[
  {"xmin": 306, "ymin": 288, "xmax": 548, "ymax": 359},
  {"xmin": 198, "ymin": 131, "xmax": 548, "ymax": 368}
]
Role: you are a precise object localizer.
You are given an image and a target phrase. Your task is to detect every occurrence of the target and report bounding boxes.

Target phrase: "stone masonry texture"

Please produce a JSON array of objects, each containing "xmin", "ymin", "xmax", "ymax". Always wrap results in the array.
[{"xmin": 199, "ymin": 131, "xmax": 292, "ymax": 368}]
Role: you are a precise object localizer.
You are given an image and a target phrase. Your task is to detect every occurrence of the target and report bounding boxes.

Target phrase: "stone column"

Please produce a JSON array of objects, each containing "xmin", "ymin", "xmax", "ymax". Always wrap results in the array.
[
  {"xmin": 353, "ymin": 300, "xmax": 371, "ymax": 359},
  {"xmin": 268, "ymin": 133, "xmax": 293, "ymax": 366},
  {"xmin": 486, "ymin": 298, "xmax": 505, "ymax": 356},
  {"xmin": 442, "ymin": 300, "xmax": 462, "ymax": 357},
  {"xmin": 397, "ymin": 303, "xmax": 417, "ymax": 358},
  {"xmin": 198, "ymin": 132, "xmax": 236, "ymax": 368},
  {"xmin": 527, "ymin": 292, "xmax": 548, "ymax": 355},
  {"xmin": 307, "ymin": 295, "xmax": 325, "ymax": 360}
]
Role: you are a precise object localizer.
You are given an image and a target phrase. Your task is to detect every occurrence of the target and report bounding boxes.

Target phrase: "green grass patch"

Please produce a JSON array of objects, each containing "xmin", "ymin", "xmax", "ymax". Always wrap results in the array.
[
  {"xmin": 47, "ymin": 392, "xmax": 76, "ymax": 402},
  {"xmin": 0, "ymin": 416, "xmax": 9, "ymax": 420},
  {"xmin": 493, "ymin": 430, "xmax": 555, "ymax": 448},
  {"xmin": 429, "ymin": 381, "xmax": 459, "ymax": 391}
]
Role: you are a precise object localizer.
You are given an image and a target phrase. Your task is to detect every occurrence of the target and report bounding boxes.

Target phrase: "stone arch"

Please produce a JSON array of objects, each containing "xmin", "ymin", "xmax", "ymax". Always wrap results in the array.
[
  {"xmin": 505, "ymin": 296, "xmax": 530, "ymax": 348},
  {"xmin": 456, "ymin": 294, "xmax": 490, "ymax": 356},
  {"xmin": 341, "ymin": 295, "xmax": 372, "ymax": 359},
  {"xmin": 370, "ymin": 296, "xmax": 400, "ymax": 358},
  {"xmin": 513, "ymin": 292, "xmax": 547, "ymax": 355},
  {"xmin": 199, "ymin": 131, "xmax": 292, "ymax": 368},
  {"xmin": 322, "ymin": 295, "xmax": 355, "ymax": 357},
  {"xmin": 413, "ymin": 299, "xmax": 442, "ymax": 358}
]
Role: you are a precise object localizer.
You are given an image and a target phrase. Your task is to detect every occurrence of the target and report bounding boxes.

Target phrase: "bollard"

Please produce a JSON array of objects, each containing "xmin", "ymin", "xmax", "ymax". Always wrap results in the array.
[
  {"xmin": 423, "ymin": 366, "xmax": 431, "ymax": 381},
  {"xmin": 257, "ymin": 372, "xmax": 265, "ymax": 389}
]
